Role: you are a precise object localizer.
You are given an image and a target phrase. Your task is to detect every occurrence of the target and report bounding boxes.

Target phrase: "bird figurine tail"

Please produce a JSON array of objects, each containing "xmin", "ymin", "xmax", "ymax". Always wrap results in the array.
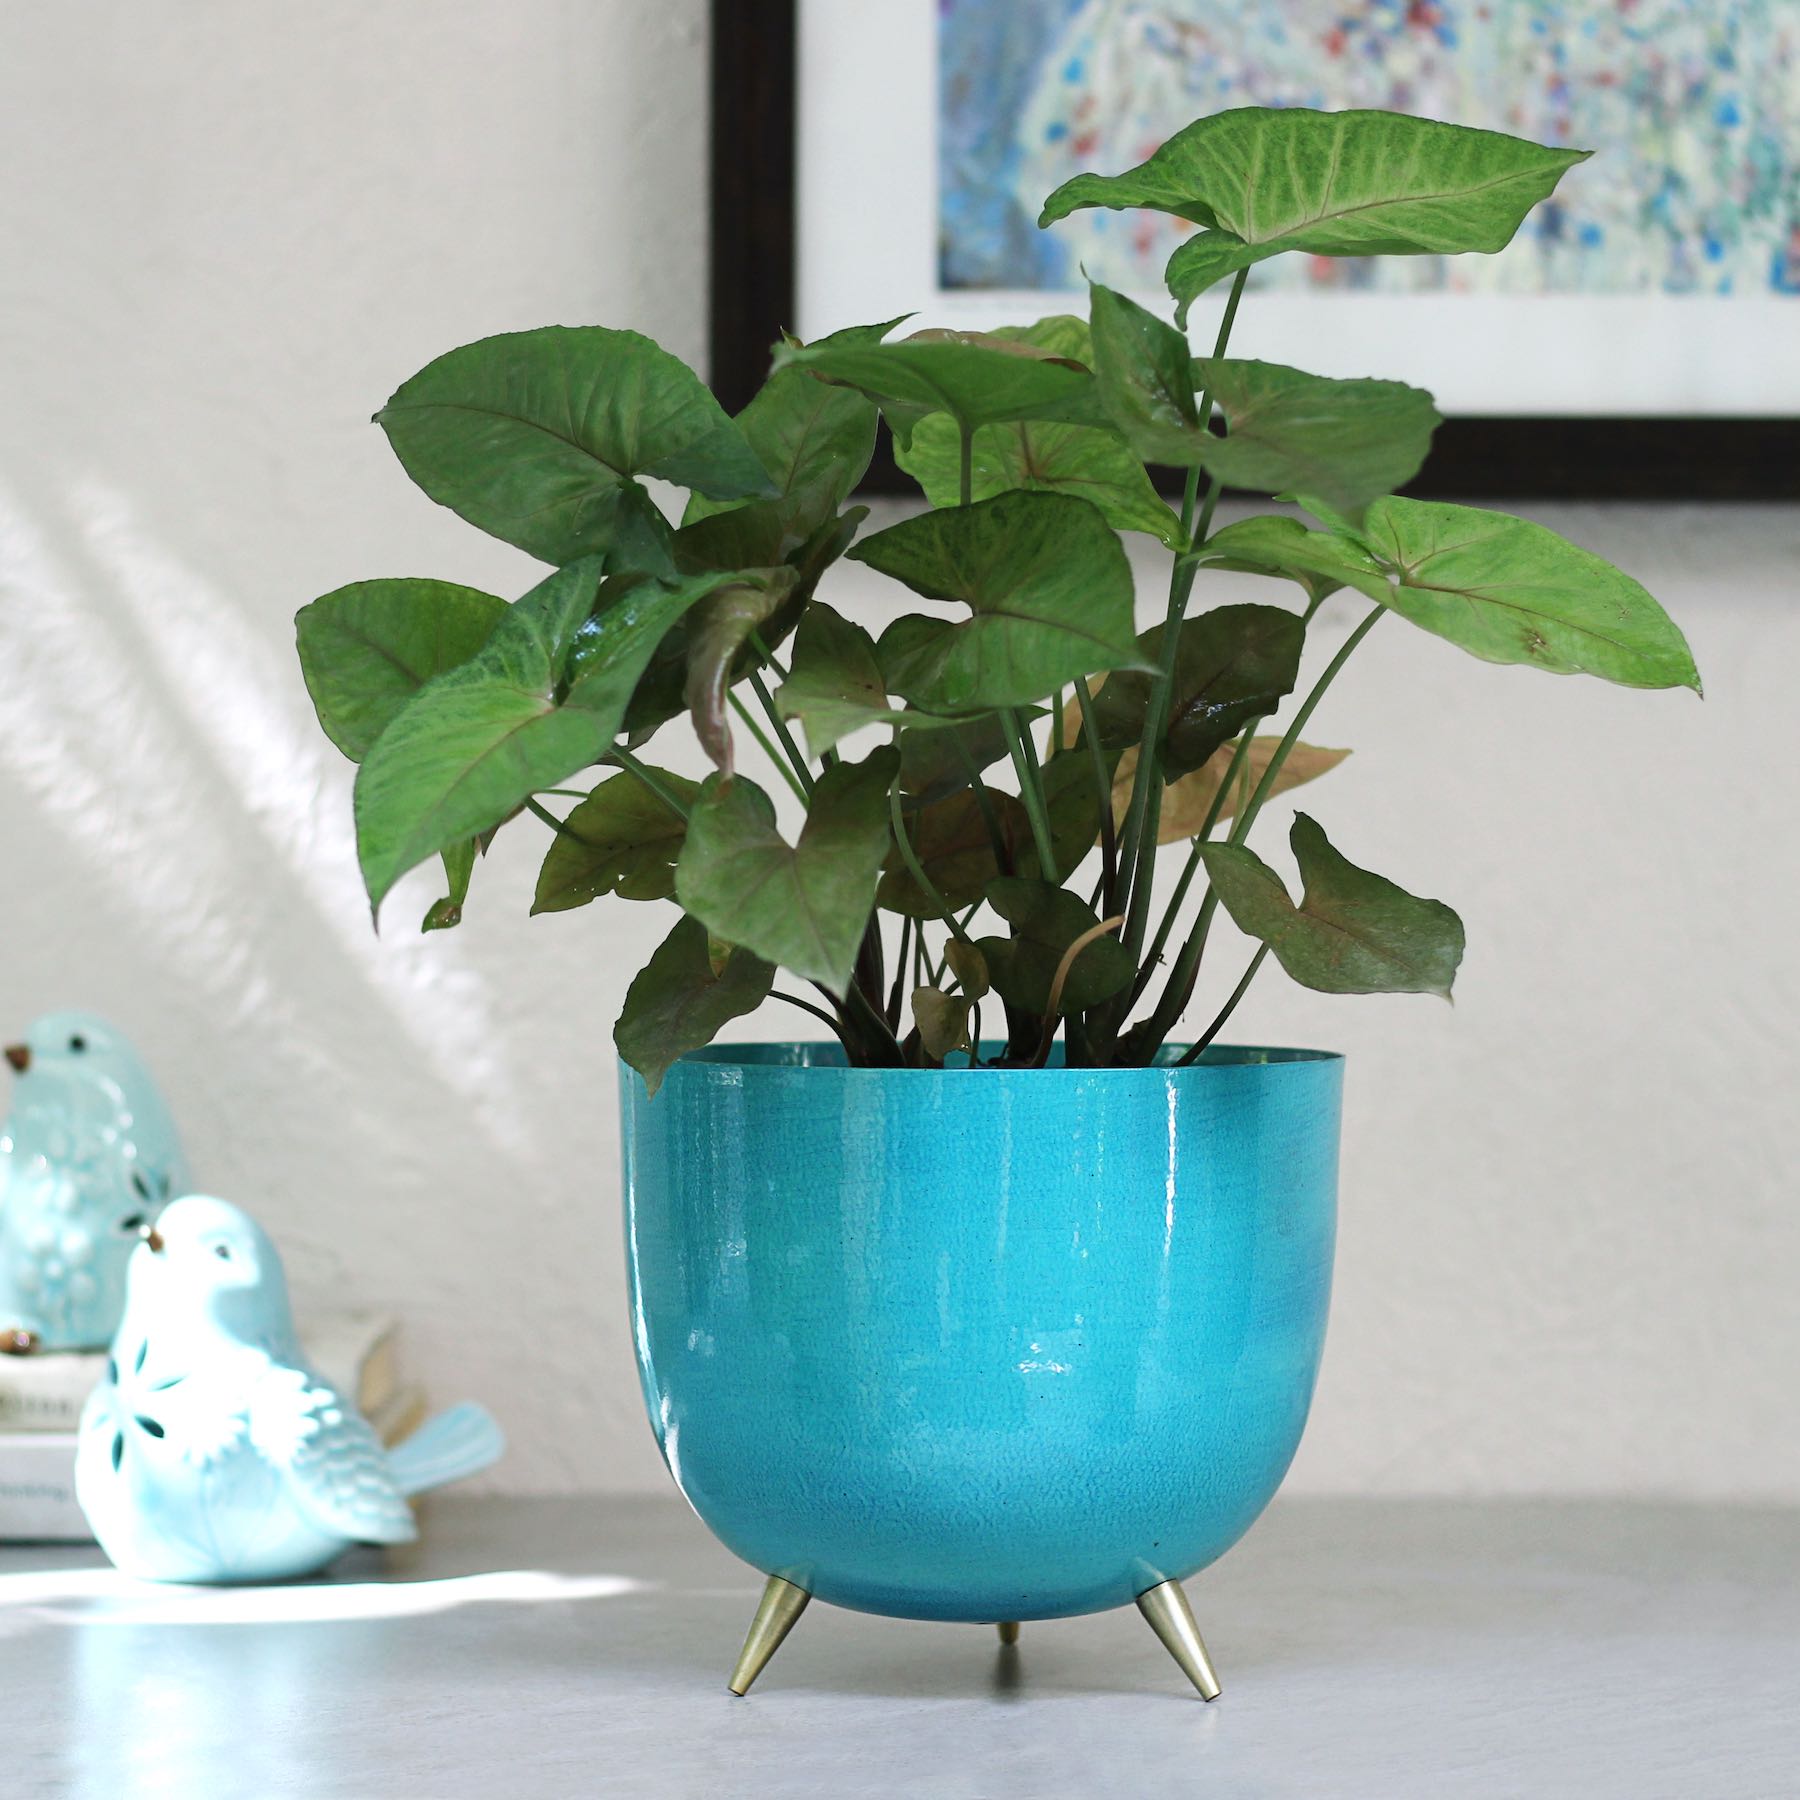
[{"xmin": 388, "ymin": 1402, "xmax": 505, "ymax": 1497}]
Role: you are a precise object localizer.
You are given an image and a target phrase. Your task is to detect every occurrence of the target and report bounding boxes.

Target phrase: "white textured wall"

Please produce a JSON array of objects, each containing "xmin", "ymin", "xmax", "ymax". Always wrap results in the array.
[{"xmin": 1, "ymin": 6, "xmax": 1795, "ymax": 1500}]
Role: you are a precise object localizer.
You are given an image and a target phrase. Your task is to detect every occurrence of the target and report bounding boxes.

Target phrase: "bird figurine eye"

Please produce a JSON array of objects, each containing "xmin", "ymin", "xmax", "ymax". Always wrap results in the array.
[
  {"xmin": 68, "ymin": 1034, "xmax": 87, "ymax": 1053},
  {"xmin": 213, "ymin": 1244, "xmax": 232, "ymax": 1261}
]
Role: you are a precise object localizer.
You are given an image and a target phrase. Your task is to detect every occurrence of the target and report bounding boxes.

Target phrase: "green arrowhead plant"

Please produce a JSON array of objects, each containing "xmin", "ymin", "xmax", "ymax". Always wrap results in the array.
[{"xmin": 297, "ymin": 106, "xmax": 1699, "ymax": 1093}]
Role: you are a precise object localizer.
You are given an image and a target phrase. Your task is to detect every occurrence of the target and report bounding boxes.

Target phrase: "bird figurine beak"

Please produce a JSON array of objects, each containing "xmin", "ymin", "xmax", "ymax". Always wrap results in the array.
[
  {"xmin": 140, "ymin": 1224, "xmax": 165, "ymax": 1254},
  {"xmin": 3, "ymin": 1044, "xmax": 29, "ymax": 1073}
]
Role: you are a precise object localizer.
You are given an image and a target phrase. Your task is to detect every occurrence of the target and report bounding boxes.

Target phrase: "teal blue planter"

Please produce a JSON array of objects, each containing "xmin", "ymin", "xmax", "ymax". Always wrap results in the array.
[{"xmin": 620, "ymin": 1043, "xmax": 1342, "ymax": 1693}]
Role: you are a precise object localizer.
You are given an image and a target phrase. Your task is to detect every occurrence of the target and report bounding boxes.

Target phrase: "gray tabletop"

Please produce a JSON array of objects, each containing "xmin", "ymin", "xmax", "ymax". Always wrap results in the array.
[{"xmin": 2, "ymin": 1492, "xmax": 1793, "ymax": 1799}]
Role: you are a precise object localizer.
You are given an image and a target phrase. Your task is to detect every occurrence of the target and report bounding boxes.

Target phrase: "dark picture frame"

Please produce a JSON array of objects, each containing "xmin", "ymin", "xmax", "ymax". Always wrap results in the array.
[{"xmin": 709, "ymin": 1, "xmax": 1798, "ymax": 502}]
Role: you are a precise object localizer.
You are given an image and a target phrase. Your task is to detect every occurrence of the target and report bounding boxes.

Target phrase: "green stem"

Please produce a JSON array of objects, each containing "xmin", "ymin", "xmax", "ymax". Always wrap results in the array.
[
  {"xmin": 524, "ymin": 797, "xmax": 574, "ymax": 838},
  {"xmin": 846, "ymin": 982, "xmax": 906, "ymax": 1062},
  {"xmin": 1139, "ymin": 603, "xmax": 1385, "ymax": 1053},
  {"xmin": 770, "ymin": 988, "xmax": 852, "ymax": 1046},
  {"xmin": 1174, "ymin": 945, "xmax": 1269, "ymax": 1067},
  {"xmin": 1005, "ymin": 707, "xmax": 1058, "ymax": 882},
  {"xmin": 886, "ymin": 913, "xmax": 913, "ymax": 1029},
  {"xmin": 890, "ymin": 782, "xmax": 976, "ymax": 948},
  {"xmin": 729, "ymin": 694, "xmax": 809, "ymax": 804},
  {"xmin": 606, "ymin": 746, "xmax": 690, "ymax": 821},
  {"xmin": 1129, "ymin": 720, "xmax": 1260, "ymax": 1007},
  {"xmin": 1113, "ymin": 267, "xmax": 1250, "ymax": 957},
  {"xmin": 1228, "ymin": 603, "xmax": 1384, "ymax": 848},
  {"xmin": 747, "ymin": 662, "xmax": 814, "ymax": 797},
  {"xmin": 1074, "ymin": 680, "xmax": 1118, "ymax": 910}
]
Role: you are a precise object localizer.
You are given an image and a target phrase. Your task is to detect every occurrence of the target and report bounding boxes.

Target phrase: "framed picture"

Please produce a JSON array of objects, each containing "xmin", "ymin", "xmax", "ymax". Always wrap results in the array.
[{"xmin": 711, "ymin": 1, "xmax": 1800, "ymax": 499}]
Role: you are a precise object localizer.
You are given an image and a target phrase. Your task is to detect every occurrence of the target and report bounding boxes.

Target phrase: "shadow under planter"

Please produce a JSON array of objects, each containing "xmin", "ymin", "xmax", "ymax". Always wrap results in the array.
[{"xmin": 619, "ymin": 1043, "xmax": 1342, "ymax": 1698}]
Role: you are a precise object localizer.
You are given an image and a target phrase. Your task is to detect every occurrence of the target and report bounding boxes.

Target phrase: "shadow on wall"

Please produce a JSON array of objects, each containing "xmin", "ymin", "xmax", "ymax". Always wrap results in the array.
[{"xmin": 0, "ymin": 471, "xmax": 531, "ymax": 1158}]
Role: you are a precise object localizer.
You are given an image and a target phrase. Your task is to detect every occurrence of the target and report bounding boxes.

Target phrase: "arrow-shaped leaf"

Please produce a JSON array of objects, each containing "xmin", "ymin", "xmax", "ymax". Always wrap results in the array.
[
  {"xmin": 775, "ymin": 602, "xmax": 988, "ymax": 758},
  {"xmin": 354, "ymin": 561, "xmax": 736, "ymax": 913},
  {"xmin": 1198, "ymin": 813, "xmax": 1463, "ymax": 997},
  {"xmin": 531, "ymin": 765, "xmax": 698, "ymax": 913},
  {"xmin": 1156, "ymin": 738, "xmax": 1351, "ymax": 841},
  {"xmin": 1084, "ymin": 604, "xmax": 1305, "ymax": 777},
  {"xmin": 684, "ymin": 319, "xmax": 894, "ymax": 539},
  {"xmin": 675, "ymin": 747, "xmax": 899, "ymax": 994},
  {"xmin": 297, "ymin": 578, "xmax": 510, "ymax": 761},
  {"xmin": 773, "ymin": 328, "xmax": 1101, "ymax": 445},
  {"xmin": 854, "ymin": 491, "xmax": 1147, "ymax": 711},
  {"xmin": 615, "ymin": 915, "xmax": 774, "ymax": 1097},
  {"xmin": 377, "ymin": 326, "xmax": 769, "ymax": 564},
  {"xmin": 1363, "ymin": 498, "xmax": 1701, "ymax": 690},
  {"xmin": 1087, "ymin": 282, "xmax": 1205, "ymax": 469},
  {"xmin": 895, "ymin": 311, "xmax": 1181, "ymax": 546},
  {"xmin": 1040, "ymin": 109, "xmax": 1587, "ymax": 319},
  {"xmin": 1188, "ymin": 359, "xmax": 1440, "ymax": 516}
]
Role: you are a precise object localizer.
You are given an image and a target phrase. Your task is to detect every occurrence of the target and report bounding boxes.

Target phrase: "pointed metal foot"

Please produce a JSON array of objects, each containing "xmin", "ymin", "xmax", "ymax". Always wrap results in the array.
[
  {"xmin": 1135, "ymin": 1579, "xmax": 1221, "ymax": 1700},
  {"xmin": 728, "ymin": 1575, "xmax": 811, "ymax": 1696},
  {"xmin": 996, "ymin": 1620, "xmax": 1020, "ymax": 1646}
]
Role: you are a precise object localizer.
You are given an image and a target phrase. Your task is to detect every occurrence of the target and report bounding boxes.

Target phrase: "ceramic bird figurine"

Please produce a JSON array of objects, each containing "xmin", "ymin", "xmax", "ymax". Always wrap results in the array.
[
  {"xmin": 0, "ymin": 1011, "xmax": 190, "ymax": 1352},
  {"xmin": 76, "ymin": 1194, "xmax": 505, "ymax": 1582},
  {"xmin": 73, "ymin": 1195, "xmax": 504, "ymax": 1591}
]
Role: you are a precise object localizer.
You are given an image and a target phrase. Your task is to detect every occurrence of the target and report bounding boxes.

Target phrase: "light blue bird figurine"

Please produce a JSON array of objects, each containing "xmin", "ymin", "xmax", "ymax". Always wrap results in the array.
[
  {"xmin": 76, "ymin": 1194, "xmax": 505, "ymax": 1582},
  {"xmin": 0, "ymin": 1011, "xmax": 190, "ymax": 1353}
]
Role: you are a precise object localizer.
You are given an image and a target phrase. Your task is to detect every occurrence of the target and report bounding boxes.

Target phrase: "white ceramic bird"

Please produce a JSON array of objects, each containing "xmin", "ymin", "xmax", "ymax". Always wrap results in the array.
[
  {"xmin": 0, "ymin": 1011, "xmax": 190, "ymax": 1352},
  {"xmin": 76, "ymin": 1195, "xmax": 504, "ymax": 1582}
]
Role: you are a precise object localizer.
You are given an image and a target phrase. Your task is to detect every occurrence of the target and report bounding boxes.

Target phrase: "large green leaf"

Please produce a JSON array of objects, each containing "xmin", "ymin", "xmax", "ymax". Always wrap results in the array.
[
  {"xmin": 684, "ymin": 320, "xmax": 894, "ymax": 537},
  {"xmin": 1086, "ymin": 604, "xmax": 1305, "ymax": 777},
  {"xmin": 1039, "ymin": 109, "xmax": 1588, "ymax": 318},
  {"xmin": 354, "ymin": 561, "xmax": 734, "ymax": 913},
  {"xmin": 1197, "ymin": 515, "xmax": 1394, "ymax": 607},
  {"xmin": 675, "ymin": 747, "xmax": 899, "ymax": 994},
  {"xmin": 772, "ymin": 328, "xmax": 1101, "ymax": 446},
  {"xmin": 376, "ymin": 327, "xmax": 769, "ymax": 564},
  {"xmin": 1087, "ymin": 282, "xmax": 1205, "ymax": 470},
  {"xmin": 1188, "ymin": 360, "xmax": 1439, "ymax": 515},
  {"xmin": 1361, "ymin": 499, "xmax": 1701, "ymax": 690},
  {"xmin": 1198, "ymin": 813, "xmax": 1463, "ymax": 997},
  {"xmin": 531, "ymin": 765, "xmax": 699, "ymax": 913},
  {"xmin": 297, "ymin": 579, "xmax": 509, "ymax": 762},
  {"xmin": 852, "ymin": 491, "xmax": 1146, "ymax": 711},
  {"xmin": 615, "ymin": 915, "xmax": 774, "ymax": 1097},
  {"xmin": 980, "ymin": 879, "xmax": 1134, "ymax": 1015},
  {"xmin": 894, "ymin": 313, "xmax": 1177, "ymax": 546}
]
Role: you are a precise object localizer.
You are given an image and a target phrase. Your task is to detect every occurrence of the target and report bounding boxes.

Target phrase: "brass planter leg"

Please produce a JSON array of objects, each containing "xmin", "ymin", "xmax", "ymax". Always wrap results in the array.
[
  {"xmin": 996, "ymin": 1620, "xmax": 1020, "ymax": 1646},
  {"xmin": 728, "ymin": 1575, "xmax": 811, "ymax": 1696},
  {"xmin": 1134, "ymin": 1579, "xmax": 1221, "ymax": 1700}
]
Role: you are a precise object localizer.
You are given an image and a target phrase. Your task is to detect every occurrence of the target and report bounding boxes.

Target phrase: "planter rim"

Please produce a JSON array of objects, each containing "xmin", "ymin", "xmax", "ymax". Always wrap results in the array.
[{"xmin": 650, "ymin": 1040, "xmax": 1343, "ymax": 1076}]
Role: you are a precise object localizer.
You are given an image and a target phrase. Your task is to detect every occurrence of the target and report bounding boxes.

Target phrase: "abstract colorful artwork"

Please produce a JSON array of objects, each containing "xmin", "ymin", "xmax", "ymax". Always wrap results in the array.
[{"xmin": 939, "ymin": 0, "xmax": 1800, "ymax": 297}]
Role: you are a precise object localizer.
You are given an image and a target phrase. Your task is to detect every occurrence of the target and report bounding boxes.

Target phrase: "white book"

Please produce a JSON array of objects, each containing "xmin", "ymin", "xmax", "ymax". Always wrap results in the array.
[
  {"xmin": 0, "ymin": 1311, "xmax": 398, "ymax": 1433},
  {"xmin": 0, "ymin": 1431, "xmax": 88, "ymax": 1541}
]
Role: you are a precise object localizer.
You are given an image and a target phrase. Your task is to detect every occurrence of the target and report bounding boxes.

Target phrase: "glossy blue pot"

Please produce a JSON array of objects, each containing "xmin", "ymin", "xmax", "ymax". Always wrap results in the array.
[{"xmin": 620, "ymin": 1043, "xmax": 1341, "ymax": 1650}]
